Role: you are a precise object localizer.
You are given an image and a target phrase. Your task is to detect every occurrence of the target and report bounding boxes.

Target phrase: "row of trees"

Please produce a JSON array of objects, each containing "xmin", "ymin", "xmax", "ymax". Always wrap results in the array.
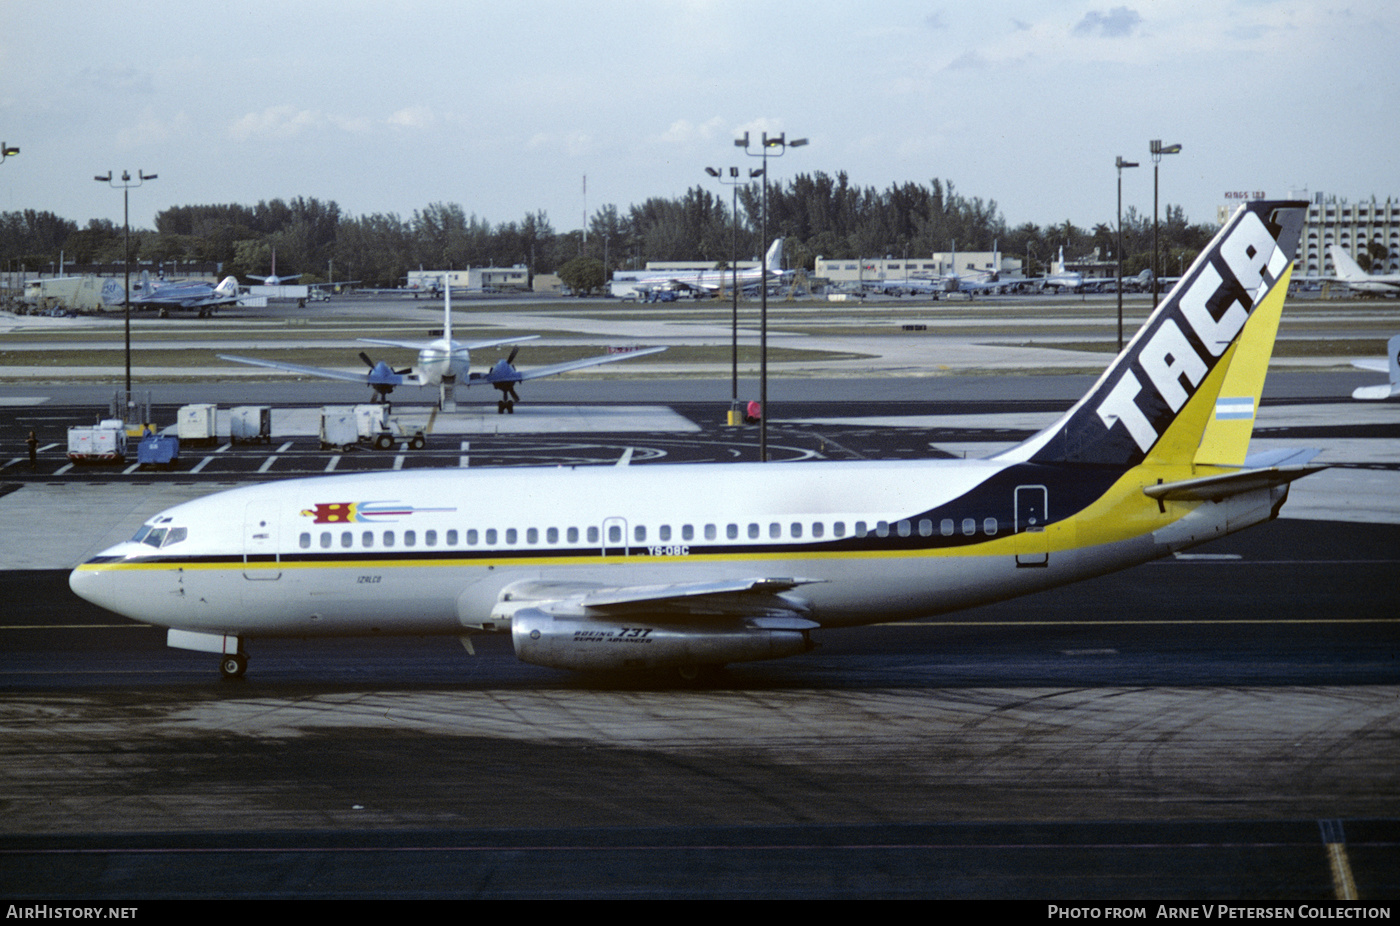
[{"xmin": 2, "ymin": 175, "xmax": 1218, "ymax": 287}]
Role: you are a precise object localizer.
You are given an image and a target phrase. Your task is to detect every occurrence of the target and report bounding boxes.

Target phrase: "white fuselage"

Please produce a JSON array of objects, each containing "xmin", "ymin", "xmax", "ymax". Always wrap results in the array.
[
  {"xmin": 413, "ymin": 340, "xmax": 470, "ymax": 386},
  {"xmin": 68, "ymin": 456, "xmax": 1282, "ymax": 645}
]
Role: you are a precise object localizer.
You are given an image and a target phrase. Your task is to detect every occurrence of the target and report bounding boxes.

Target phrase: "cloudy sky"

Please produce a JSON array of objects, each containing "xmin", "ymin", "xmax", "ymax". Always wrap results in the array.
[{"xmin": 2, "ymin": 0, "xmax": 1395, "ymax": 236}]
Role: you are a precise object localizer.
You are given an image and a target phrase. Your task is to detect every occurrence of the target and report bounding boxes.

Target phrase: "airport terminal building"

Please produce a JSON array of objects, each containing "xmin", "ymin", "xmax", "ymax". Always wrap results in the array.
[{"xmin": 1288, "ymin": 194, "xmax": 1400, "ymax": 278}]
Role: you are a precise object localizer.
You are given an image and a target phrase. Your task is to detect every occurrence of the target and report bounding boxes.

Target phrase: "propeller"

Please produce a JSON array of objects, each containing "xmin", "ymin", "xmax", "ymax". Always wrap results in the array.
[{"xmin": 358, "ymin": 352, "xmax": 410, "ymax": 402}]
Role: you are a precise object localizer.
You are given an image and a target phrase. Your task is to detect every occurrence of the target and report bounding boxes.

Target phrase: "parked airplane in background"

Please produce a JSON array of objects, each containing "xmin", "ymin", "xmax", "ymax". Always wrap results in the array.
[
  {"xmin": 1037, "ymin": 248, "xmax": 1157, "ymax": 295},
  {"xmin": 1351, "ymin": 334, "xmax": 1400, "ymax": 400},
  {"xmin": 72, "ymin": 201, "xmax": 1321, "ymax": 682},
  {"xmin": 1329, "ymin": 245, "xmax": 1400, "ymax": 296},
  {"xmin": 221, "ymin": 279, "xmax": 664, "ymax": 411},
  {"xmin": 101, "ymin": 272, "xmax": 240, "ymax": 318},
  {"xmin": 616, "ymin": 239, "xmax": 787, "ymax": 299}
]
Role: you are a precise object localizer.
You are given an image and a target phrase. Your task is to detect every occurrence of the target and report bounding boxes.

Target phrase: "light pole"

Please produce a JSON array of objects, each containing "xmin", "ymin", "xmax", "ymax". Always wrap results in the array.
[
  {"xmin": 736, "ymin": 130, "xmax": 806, "ymax": 462},
  {"xmin": 1149, "ymin": 140, "xmax": 1180, "ymax": 306},
  {"xmin": 95, "ymin": 169, "xmax": 157, "ymax": 410},
  {"xmin": 1115, "ymin": 155, "xmax": 1139, "ymax": 352},
  {"xmin": 705, "ymin": 165, "xmax": 744, "ymax": 424}
]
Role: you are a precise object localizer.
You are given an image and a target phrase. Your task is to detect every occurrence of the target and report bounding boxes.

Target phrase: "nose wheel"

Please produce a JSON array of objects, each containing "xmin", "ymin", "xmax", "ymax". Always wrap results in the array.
[{"xmin": 220, "ymin": 652, "xmax": 248, "ymax": 681}]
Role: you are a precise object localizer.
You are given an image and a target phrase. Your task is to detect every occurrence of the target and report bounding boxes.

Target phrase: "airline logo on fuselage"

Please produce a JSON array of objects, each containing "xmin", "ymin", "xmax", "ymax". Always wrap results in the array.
[
  {"xmin": 1093, "ymin": 208, "xmax": 1290, "ymax": 454},
  {"xmin": 301, "ymin": 501, "xmax": 457, "ymax": 523}
]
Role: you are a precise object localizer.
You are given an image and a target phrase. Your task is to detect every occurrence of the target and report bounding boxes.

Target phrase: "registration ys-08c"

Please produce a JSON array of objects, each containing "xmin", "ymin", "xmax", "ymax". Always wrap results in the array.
[{"xmin": 71, "ymin": 201, "xmax": 1323, "ymax": 680}]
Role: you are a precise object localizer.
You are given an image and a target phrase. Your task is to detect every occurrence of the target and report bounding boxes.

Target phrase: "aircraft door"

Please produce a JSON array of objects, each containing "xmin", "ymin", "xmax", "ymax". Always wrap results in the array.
[
  {"xmin": 601, "ymin": 517, "xmax": 628, "ymax": 559},
  {"xmin": 1014, "ymin": 484, "xmax": 1049, "ymax": 568},
  {"xmin": 243, "ymin": 503, "xmax": 282, "ymax": 580}
]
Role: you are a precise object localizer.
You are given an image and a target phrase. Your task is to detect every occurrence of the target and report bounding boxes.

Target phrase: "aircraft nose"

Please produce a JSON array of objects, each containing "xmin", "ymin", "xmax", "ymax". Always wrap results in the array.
[{"xmin": 69, "ymin": 563, "xmax": 107, "ymax": 607}]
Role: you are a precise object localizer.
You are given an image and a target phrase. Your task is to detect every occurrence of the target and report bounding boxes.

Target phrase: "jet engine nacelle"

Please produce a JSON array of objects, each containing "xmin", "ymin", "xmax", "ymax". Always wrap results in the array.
[{"xmin": 510, "ymin": 608, "xmax": 813, "ymax": 672}]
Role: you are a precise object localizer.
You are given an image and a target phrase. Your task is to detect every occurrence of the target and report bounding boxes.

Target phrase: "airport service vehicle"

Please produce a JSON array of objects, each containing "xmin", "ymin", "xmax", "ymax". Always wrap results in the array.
[
  {"xmin": 136, "ymin": 433, "xmax": 179, "ymax": 469},
  {"xmin": 176, "ymin": 404, "xmax": 218, "ymax": 446},
  {"xmin": 71, "ymin": 202, "xmax": 1323, "ymax": 681},
  {"xmin": 229, "ymin": 406, "xmax": 272, "ymax": 445},
  {"xmin": 67, "ymin": 421, "xmax": 127, "ymax": 463}
]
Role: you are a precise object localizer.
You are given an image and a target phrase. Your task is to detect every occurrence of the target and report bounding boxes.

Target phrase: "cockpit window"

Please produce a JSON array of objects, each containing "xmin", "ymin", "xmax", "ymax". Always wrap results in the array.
[
  {"xmin": 163, "ymin": 527, "xmax": 188, "ymax": 547},
  {"xmin": 131, "ymin": 525, "xmax": 152, "ymax": 544},
  {"xmin": 143, "ymin": 528, "xmax": 167, "ymax": 548}
]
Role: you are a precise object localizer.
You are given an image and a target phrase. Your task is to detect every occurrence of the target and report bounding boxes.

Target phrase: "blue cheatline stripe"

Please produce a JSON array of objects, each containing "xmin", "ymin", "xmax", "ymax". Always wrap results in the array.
[{"xmin": 1214, "ymin": 397, "xmax": 1255, "ymax": 420}]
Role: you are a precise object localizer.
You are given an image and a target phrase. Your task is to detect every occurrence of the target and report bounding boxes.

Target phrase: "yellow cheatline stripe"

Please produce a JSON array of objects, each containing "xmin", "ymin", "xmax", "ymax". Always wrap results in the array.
[{"xmin": 1326, "ymin": 843, "xmax": 1358, "ymax": 901}]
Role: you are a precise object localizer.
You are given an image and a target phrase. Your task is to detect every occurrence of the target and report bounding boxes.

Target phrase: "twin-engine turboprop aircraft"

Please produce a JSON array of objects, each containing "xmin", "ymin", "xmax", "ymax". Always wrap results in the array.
[
  {"xmin": 72, "ymin": 201, "xmax": 1323, "ymax": 681},
  {"xmin": 222, "ymin": 277, "xmax": 664, "ymax": 411}
]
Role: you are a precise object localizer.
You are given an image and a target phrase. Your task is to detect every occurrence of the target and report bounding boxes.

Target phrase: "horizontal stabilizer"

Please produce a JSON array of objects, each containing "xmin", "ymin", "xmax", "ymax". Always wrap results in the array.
[
  {"xmin": 1142, "ymin": 462, "xmax": 1325, "ymax": 503},
  {"xmin": 1353, "ymin": 383, "xmax": 1400, "ymax": 400}
]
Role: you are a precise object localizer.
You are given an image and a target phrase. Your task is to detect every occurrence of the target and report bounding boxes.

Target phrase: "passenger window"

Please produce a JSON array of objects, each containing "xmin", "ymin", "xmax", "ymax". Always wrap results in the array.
[
  {"xmin": 587, "ymin": 526, "xmax": 599, "ymax": 544},
  {"xmin": 659, "ymin": 525, "xmax": 671, "ymax": 542},
  {"xmin": 941, "ymin": 519, "xmax": 954, "ymax": 536},
  {"xmin": 299, "ymin": 532, "xmax": 311, "ymax": 549},
  {"xmin": 384, "ymin": 531, "xmax": 395, "ymax": 547},
  {"xmin": 919, "ymin": 519, "xmax": 932, "ymax": 537},
  {"xmin": 485, "ymin": 528, "xmax": 497, "ymax": 544},
  {"xmin": 425, "ymin": 530, "xmax": 437, "ymax": 546},
  {"xmin": 635, "ymin": 525, "xmax": 646, "ymax": 542},
  {"xmin": 727, "ymin": 524, "xmax": 739, "ymax": 540},
  {"xmin": 897, "ymin": 520, "xmax": 910, "ymax": 537},
  {"xmin": 790, "ymin": 523, "xmax": 802, "ymax": 539},
  {"xmin": 833, "ymin": 521, "xmax": 845, "ymax": 538},
  {"xmin": 527, "ymin": 528, "xmax": 538, "ymax": 544},
  {"xmin": 875, "ymin": 521, "xmax": 889, "ymax": 538},
  {"xmin": 362, "ymin": 531, "xmax": 374, "ymax": 548},
  {"xmin": 320, "ymin": 532, "xmax": 332, "ymax": 549},
  {"xmin": 769, "ymin": 523, "xmax": 781, "ymax": 539},
  {"xmin": 566, "ymin": 527, "xmax": 578, "ymax": 543},
  {"xmin": 854, "ymin": 521, "xmax": 868, "ymax": 538},
  {"xmin": 984, "ymin": 517, "xmax": 998, "ymax": 536},
  {"xmin": 682, "ymin": 524, "xmax": 694, "ymax": 541},
  {"xmin": 748, "ymin": 523, "xmax": 759, "ymax": 539},
  {"xmin": 505, "ymin": 528, "xmax": 517, "ymax": 544},
  {"xmin": 704, "ymin": 524, "xmax": 716, "ymax": 540},
  {"xmin": 812, "ymin": 522, "xmax": 824, "ymax": 538},
  {"xmin": 962, "ymin": 518, "xmax": 976, "ymax": 536},
  {"xmin": 446, "ymin": 530, "xmax": 458, "ymax": 545},
  {"xmin": 607, "ymin": 524, "xmax": 621, "ymax": 543},
  {"xmin": 340, "ymin": 531, "xmax": 352, "ymax": 549},
  {"xmin": 547, "ymin": 527, "xmax": 558, "ymax": 544},
  {"xmin": 466, "ymin": 529, "xmax": 478, "ymax": 545},
  {"xmin": 404, "ymin": 530, "xmax": 416, "ymax": 547}
]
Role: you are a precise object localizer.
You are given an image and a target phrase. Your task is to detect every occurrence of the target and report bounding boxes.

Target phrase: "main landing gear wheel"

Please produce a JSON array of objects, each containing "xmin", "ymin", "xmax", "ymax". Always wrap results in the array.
[
  {"xmin": 497, "ymin": 400, "xmax": 515, "ymax": 414},
  {"xmin": 220, "ymin": 653, "xmax": 248, "ymax": 681}
]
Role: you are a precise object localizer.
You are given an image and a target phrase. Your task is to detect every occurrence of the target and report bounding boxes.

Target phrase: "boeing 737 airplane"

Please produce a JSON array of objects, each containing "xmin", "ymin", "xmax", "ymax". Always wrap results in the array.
[
  {"xmin": 72, "ymin": 201, "xmax": 1321, "ymax": 682},
  {"xmin": 1329, "ymin": 245, "xmax": 1400, "ymax": 296},
  {"xmin": 101, "ymin": 272, "xmax": 240, "ymax": 318},
  {"xmin": 221, "ymin": 281, "xmax": 664, "ymax": 410}
]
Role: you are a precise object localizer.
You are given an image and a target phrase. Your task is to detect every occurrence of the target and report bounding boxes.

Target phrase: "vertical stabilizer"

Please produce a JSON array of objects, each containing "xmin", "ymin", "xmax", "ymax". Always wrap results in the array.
[
  {"xmin": 765, "ymin": 238, "xmax": 783, "ymax": 274},
  {"xmin": 1003, "ymin": 200, "xmax": 1307, "ymax": 468}
]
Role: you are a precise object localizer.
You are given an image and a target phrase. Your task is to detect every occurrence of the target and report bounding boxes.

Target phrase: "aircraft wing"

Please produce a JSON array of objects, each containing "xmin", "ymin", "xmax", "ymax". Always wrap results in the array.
[
  {"xmin": 499, "ymin": 576, "xmax": 823, "ymax": 622},
  {"xmin": 1352, "ymin": 359, "xmax": 1388, "ymax": 373},
  {"xmin": 217, "ymin": 353, "xmax": 380, "ymax": 385},
  {"xmin": 357, "ymin": 335, "xmax": 540, "ymax": 351},
  {"xmin": 471, "ymin": 346, "xmax": 667, "ymax": 385}
]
